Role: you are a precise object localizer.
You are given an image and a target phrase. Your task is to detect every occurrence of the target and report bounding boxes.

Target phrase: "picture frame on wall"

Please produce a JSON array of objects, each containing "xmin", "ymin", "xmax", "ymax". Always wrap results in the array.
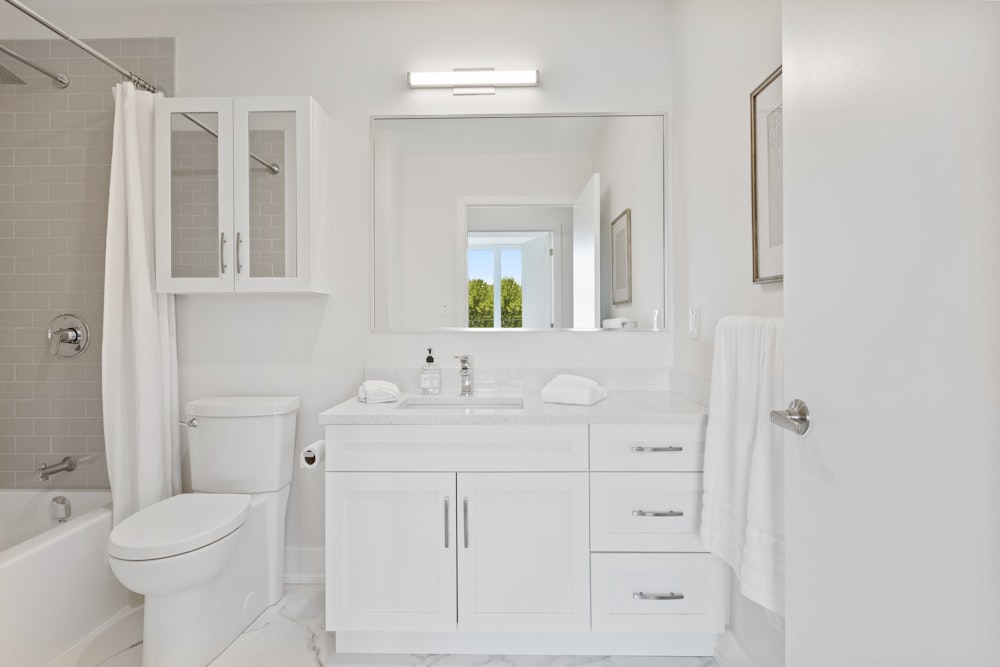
[
  {"xmin": 751, "ymin": 65, "xmax": 784, "ymax": 284},
  {"xmin": 611, "ymin": 208, "xmax": 632, "ymax": 305}
]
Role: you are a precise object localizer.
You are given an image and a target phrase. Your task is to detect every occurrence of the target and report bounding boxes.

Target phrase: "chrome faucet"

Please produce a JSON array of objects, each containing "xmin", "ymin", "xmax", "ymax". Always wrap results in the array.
[
  {"xmin": 37, "ymin": 456, "xmax": 78, "ymax": 482},
  {"xmin": 454, "ymin": 354, "xmax": 473, "ymax": 396}
]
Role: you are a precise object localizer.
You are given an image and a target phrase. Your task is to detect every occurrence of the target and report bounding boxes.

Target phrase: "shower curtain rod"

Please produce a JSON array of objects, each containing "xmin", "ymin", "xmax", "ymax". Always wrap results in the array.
[
  {"xmin": 2, "ymin": 0, "xmax": 281, "ymax": 176},
  {"xmin": 0, "ymin": 42, "xmax": 68, "ymax": 87}
]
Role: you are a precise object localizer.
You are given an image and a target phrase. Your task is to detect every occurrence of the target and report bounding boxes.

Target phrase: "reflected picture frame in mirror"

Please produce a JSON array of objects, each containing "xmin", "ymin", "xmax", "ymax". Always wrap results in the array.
[
  {"xmin": 370, "ymin": 113, "xmax": 667, "ymax": 332},
  {"xmin": 610, "ymin": 208, "xmax": 632, "ymax": 305}
]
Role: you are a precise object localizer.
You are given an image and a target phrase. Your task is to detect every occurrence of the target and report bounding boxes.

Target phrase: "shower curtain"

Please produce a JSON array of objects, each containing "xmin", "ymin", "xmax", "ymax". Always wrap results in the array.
[{"xmin": 103, "ymin": 82, "xmax": 180, "ymax": 526}]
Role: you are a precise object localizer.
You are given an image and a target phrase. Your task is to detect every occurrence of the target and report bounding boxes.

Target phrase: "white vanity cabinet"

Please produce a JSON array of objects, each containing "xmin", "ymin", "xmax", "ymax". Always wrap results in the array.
[
  {"xmin": 324, "ymin": 425, "xmax": 591, "ymax": 634},
  {"xmin": 153, "ymin": 96, "xmax": 330, "ymax": 294},
  {"xmin": 321, "ymin": 396, "xmax": 724, "ymax": 657}
]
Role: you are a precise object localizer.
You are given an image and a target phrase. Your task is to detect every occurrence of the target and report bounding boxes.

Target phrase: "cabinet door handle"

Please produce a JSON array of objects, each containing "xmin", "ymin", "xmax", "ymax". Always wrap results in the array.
[
  {"xmin": 632, "ymin": 510, "xmax": 684, "ymax": 517},
  {"xmin": 462, "ymin": 497, "xmax": 469, "ymax": 549},
  {"xmin": 236, "ymin": 232, "xmax": 244, "ymax": 274},
  {"xmin": 444, "ymin": 496, "xmax": 450, "ymax": 549},
  {"xmin": 630, "ymin": 445, "xmax": 683, "ymax": 453},
  {"xmin": 633, "ymin": 591, "xmax": 685, "ymax": 601},
  {"xmin": 219, "ymin": 232, "xmax": 227, "ymax": 274}
]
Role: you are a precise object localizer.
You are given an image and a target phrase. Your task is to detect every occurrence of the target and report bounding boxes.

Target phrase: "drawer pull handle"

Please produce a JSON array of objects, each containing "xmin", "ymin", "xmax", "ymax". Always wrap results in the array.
[
  {"xmin": 632, "ymin": 510, "xmax": 684, "ymax": 517},
  {"xmin": 633, "ymin": 591, "xmax": 685, "ymax": 601},
  {"xmin": 630, "ymin": 445, "xmax": 683, "ymax": 453},
  {"xmin": 444, "ymin": 496, "xmax": 450, "ymax": 549}
]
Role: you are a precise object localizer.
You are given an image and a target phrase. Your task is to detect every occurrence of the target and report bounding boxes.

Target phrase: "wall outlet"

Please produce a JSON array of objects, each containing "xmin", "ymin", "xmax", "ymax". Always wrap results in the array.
[
  {"xmin": 441, "ymin": 303, "xmax": 450, "ymax": 317},
  {"xmin": 688, "ymin": 306, "xmax": 700, "ymax": 339}
]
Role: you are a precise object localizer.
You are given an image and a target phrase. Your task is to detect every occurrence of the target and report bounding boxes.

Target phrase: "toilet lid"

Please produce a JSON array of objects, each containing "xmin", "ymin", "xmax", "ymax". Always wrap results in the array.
[{"xmin": 108, "ymin": 493, "xmax": 249, "ymax": 561}]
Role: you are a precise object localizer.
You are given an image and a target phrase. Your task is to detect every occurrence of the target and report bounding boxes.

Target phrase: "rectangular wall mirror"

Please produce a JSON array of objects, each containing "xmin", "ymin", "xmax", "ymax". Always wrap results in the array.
[{"xmin": 371, "ymin": 114, "xmax": 666, "ymax": 332}]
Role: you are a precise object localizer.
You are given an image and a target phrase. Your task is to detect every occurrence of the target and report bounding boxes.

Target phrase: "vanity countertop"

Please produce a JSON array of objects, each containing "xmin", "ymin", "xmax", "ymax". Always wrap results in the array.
[{"xmin": 319, "ymin": 391, "xmax": 707, "ymax": 426}]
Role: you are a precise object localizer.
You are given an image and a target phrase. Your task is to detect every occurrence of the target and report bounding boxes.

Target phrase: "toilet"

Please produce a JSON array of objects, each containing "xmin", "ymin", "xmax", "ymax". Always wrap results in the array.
[{"xmin": 108, "ymin": 396, "xmax": 299, "ymax": 667}]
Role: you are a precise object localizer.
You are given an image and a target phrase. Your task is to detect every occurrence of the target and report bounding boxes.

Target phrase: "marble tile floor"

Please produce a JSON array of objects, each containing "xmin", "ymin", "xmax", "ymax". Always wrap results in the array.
[{"xmin": 49, "ymin": 585, "xmax": 717, "ymax": 667}]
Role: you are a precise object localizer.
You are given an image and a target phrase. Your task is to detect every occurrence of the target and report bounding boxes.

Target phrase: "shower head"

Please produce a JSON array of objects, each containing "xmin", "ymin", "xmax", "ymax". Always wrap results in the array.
[{"xmin": 0, "ymin": 63, "xmax": 26, "ymax": 85}]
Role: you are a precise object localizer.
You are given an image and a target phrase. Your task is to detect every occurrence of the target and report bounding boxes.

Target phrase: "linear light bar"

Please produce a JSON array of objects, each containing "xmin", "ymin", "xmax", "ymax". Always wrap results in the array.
[{"xmin": 407, "ymin": 69, "xmax": 539, "ymax": 89}]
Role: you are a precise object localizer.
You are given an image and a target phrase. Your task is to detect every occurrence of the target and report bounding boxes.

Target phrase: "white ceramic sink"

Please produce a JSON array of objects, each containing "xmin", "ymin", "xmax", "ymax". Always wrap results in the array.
[{"xmin": 396, "ymin": 395, "xmax": 524, "ymax": 410}]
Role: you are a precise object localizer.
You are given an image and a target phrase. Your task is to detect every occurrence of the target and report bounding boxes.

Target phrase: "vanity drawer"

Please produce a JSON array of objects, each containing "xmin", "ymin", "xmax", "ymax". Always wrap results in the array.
[
  {"xmin": 591, "ymin": 553, "xmax": 725, "ymax": 633},
  {"xmin": 590, "ymin": 424, "xmax": 706, "ymax": 472},
  {"xmin": 325, "ymin": 424, "xmax": 589, "ymax": 472},
  {"xmin": 590, "ymin": 473, "xmax": 704, "ymax": 552}
]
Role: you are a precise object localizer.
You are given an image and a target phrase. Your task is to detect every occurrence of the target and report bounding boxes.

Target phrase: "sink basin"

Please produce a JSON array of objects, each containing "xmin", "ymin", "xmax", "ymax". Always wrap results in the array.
[{"xmin": 396, "ymin": 395, "xmax": 524, "ymax": 410}]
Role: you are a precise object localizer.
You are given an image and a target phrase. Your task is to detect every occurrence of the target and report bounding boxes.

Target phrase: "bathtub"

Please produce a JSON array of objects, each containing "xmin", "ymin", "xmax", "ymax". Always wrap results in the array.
[{"xmin": 0, "ymin": 489, "xmax": 132, "ymax": 667}]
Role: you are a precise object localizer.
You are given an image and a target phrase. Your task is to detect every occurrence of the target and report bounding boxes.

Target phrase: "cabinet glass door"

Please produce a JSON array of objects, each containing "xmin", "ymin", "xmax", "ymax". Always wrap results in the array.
[
  {"xmin": 234, "ymin": 98, "xmax": 313, "ymax": 292},
  {"xmin": 154, "ymin": 98, "xmax": 234, "ymax": 293}
]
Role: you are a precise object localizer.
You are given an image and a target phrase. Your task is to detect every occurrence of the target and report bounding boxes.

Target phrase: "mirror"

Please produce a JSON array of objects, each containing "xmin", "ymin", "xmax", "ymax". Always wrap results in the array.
[{"xmin": 372, "ymin": 114, "xmax": 665, "ymax": 331}]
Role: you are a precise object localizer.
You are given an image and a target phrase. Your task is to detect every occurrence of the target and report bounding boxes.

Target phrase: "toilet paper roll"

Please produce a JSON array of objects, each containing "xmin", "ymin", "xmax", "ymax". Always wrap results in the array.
[{"xmin": 299, "ymin": 440, "xmax": 326, "ymax": 469}]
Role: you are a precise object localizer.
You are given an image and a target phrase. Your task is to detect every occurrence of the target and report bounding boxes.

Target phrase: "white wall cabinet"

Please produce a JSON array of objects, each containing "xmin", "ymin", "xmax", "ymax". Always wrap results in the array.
[{"xmin": 154, "ymin": 96, "xmax": 330, "ymax": 294}]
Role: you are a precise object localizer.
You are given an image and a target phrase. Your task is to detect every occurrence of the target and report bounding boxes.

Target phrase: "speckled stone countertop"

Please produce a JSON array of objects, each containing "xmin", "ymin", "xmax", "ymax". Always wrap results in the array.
[{"xmin": 319, "ymin": 391, "xmax": 707, "ymax": 426}]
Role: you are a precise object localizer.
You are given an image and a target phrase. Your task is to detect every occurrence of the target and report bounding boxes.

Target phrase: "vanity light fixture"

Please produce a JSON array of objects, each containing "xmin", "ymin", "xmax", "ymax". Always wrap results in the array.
[{"xmin": 406, "ymin": 68, "xmax": 539, "ymax": 95}]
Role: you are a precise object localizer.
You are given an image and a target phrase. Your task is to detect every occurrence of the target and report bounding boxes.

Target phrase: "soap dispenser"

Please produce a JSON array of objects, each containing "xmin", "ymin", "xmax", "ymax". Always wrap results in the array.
[{"xmin": 420, "ymin": 348, "xmax": 441, "ymax": 395}]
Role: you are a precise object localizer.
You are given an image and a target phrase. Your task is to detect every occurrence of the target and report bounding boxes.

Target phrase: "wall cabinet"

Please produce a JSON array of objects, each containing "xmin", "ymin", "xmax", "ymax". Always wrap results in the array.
[{"xmin": 154, "ymin": 96, "xmax": 330, "ymax": 294}]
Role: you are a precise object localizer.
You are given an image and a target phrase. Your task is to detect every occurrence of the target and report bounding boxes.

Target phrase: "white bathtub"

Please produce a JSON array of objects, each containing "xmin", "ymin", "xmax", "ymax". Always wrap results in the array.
[{"xmin": 0, "ymin": 489, "xmax": 132, "ymax": 667}]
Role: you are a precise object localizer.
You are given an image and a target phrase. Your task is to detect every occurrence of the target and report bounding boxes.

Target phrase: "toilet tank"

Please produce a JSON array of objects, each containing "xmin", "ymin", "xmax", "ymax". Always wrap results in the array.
[{"xmin": 186, "ymin": 396, "xmax": 299, "ymax": 493}]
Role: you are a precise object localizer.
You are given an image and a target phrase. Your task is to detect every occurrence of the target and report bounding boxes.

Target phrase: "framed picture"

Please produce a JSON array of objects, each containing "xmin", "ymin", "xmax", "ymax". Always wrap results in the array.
[
  {"xmin": 610, "ymin": 208, "xmax": 632, "ymax": 305},
  {"xmin": 751, "ymin": 65, "xmax": 784, "ymax": 284}
]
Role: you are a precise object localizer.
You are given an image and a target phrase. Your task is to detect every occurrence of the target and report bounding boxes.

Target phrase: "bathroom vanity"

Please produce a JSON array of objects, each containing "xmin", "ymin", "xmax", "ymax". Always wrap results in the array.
[{"xmin": 320, "ymin": 392, "xmax": 724, "ymax": 656}]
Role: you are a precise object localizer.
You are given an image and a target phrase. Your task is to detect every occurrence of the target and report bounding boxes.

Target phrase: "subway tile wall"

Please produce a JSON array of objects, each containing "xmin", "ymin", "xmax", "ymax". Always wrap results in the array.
[{"xmin": 0, "ymin": 38, "xmax": 174, "ymax": 489}]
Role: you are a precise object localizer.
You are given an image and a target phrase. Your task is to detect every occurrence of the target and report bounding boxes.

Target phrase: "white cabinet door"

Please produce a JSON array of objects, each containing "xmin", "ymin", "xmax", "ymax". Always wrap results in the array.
[
  {"xmin": 326, "ymin": 472, "xmax": 456, "ymax": 632},
  {"xmin": 456, "ymin": 472, "xmax": 590, "ymax": 632},
  {"xmin": 154, "ymin": 97, "xmax": 235, "ymax": 294}
]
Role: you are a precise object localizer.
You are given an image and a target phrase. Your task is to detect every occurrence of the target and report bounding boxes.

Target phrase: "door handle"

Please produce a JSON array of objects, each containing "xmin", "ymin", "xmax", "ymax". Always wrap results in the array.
[
  {"xmin": 444, "ymin": 496, "xmax": 450, "ymax": 549},
  {"xmin": 462, "ymin": 497, "xmax": 469, "ymax": 549},
  {"xmin": 632, "ymin": 510, "xmax": 684, "ymax": 517},
  {"xmin": 770, "ymin": 399, "xmax": 811, "ymax": 435}
]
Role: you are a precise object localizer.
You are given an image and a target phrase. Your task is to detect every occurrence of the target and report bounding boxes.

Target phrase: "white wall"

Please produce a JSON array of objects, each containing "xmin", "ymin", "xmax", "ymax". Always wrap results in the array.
[
  {"xmin": 668, "ymin": 0, "xmax": 783, "ymax": 401},
  {"xmin": 667, "ymin": 1, "xmax": 784, "ymax": 666},
  {"xmin": 0, "ymin": 0, "xmax": 674, "ymax": 576}
]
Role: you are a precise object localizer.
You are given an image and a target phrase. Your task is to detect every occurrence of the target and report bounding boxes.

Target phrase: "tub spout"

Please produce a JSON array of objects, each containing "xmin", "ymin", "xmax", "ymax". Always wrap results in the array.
[{"xmin": 37, "ymin": 456, "xmax": 78, "ymax": 481}]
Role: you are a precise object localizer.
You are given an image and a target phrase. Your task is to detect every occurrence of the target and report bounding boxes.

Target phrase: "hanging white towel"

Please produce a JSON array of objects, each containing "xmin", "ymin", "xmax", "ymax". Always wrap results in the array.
[{"xmin": 700, "ymin": 315, "xmax": 785, "ymax": 616}]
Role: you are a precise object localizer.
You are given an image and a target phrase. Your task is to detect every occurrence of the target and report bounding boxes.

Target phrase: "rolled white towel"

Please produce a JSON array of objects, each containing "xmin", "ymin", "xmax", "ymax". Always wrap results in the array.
[
  {"xmin": 540, "ymin": 374, "xmax": 609, "ymax": 406},
  {"xmin": 602, "ymin": 317, "xmax": 628, "ymax": 329},
  {"xmin": 358, "ymin": 380, "xmax": 401, "ymax": 404}
]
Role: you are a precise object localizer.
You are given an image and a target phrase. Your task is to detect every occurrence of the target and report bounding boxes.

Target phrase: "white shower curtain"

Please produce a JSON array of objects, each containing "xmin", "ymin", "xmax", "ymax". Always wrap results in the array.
[{"xmin": 103, "ymin": 82, "xmax": 180, "ymax": 526}]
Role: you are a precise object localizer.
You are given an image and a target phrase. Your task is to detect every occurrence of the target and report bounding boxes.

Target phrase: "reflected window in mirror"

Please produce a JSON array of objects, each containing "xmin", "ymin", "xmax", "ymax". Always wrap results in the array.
[{"xmin": 371, "ymin": 114, "xmax": 666, "ymax": 332}]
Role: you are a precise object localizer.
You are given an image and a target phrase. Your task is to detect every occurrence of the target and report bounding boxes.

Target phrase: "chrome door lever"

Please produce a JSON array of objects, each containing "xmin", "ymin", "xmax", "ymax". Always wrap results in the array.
[{"xmin": 770, "ymin": 399, "xmax": 811, "ymax": 435}]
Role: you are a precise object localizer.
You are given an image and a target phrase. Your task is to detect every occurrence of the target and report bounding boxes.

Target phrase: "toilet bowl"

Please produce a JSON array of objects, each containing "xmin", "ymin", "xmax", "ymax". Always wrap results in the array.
[
  {"xmin": 108, "ymin": 493, "xmax": 249, "ymax": 596},
  {"xmin": 107, "ymin": 396, "xmax": 299, "ymax": 667}
]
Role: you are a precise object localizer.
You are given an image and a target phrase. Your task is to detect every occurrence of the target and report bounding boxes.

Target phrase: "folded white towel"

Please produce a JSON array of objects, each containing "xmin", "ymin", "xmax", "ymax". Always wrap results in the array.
[
  {"xmin": 602, "ymin": 317, "xmax": 628, "ymax": 329},
  {"xmin": 540, "ymin": 374, "xmax": 609, "ymax": 406},
  {"xmin": 357, "ymin": 380, "xmax": 400, "ymax": 404}
]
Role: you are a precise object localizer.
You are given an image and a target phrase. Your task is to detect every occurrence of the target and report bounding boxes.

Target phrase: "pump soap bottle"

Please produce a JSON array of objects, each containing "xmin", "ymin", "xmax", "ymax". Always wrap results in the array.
[{"xmin": 420, "ymin": 348, "xmax": 441, "ymax": 395}]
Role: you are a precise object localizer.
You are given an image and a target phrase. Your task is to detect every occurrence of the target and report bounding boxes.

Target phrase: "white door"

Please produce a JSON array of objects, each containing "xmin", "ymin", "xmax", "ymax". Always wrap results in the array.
[
  {"xmin": 572, "ymin": 174, "xmax": 600, "ymax": 328},
  {"xmin": 783, "ymin": 2, "xmax": 1000, "ymax": 664},
  {"xmin": 325, "ymin": 472, "xmax": 456, "ymax": 632},
  {"xmin": 456, "ymin": 472, "xmax": 590, "ymax": 632}
]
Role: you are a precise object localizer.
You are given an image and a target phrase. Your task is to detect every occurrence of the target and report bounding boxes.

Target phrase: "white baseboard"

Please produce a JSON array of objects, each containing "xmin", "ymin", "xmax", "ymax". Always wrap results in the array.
[
  {"xmin": 284, "ymin": 547, "xmax": 324, "ymax": 584},
  {"xmin": 714, "ymin": 631, "xmax": 755, "ymax": 667}
]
